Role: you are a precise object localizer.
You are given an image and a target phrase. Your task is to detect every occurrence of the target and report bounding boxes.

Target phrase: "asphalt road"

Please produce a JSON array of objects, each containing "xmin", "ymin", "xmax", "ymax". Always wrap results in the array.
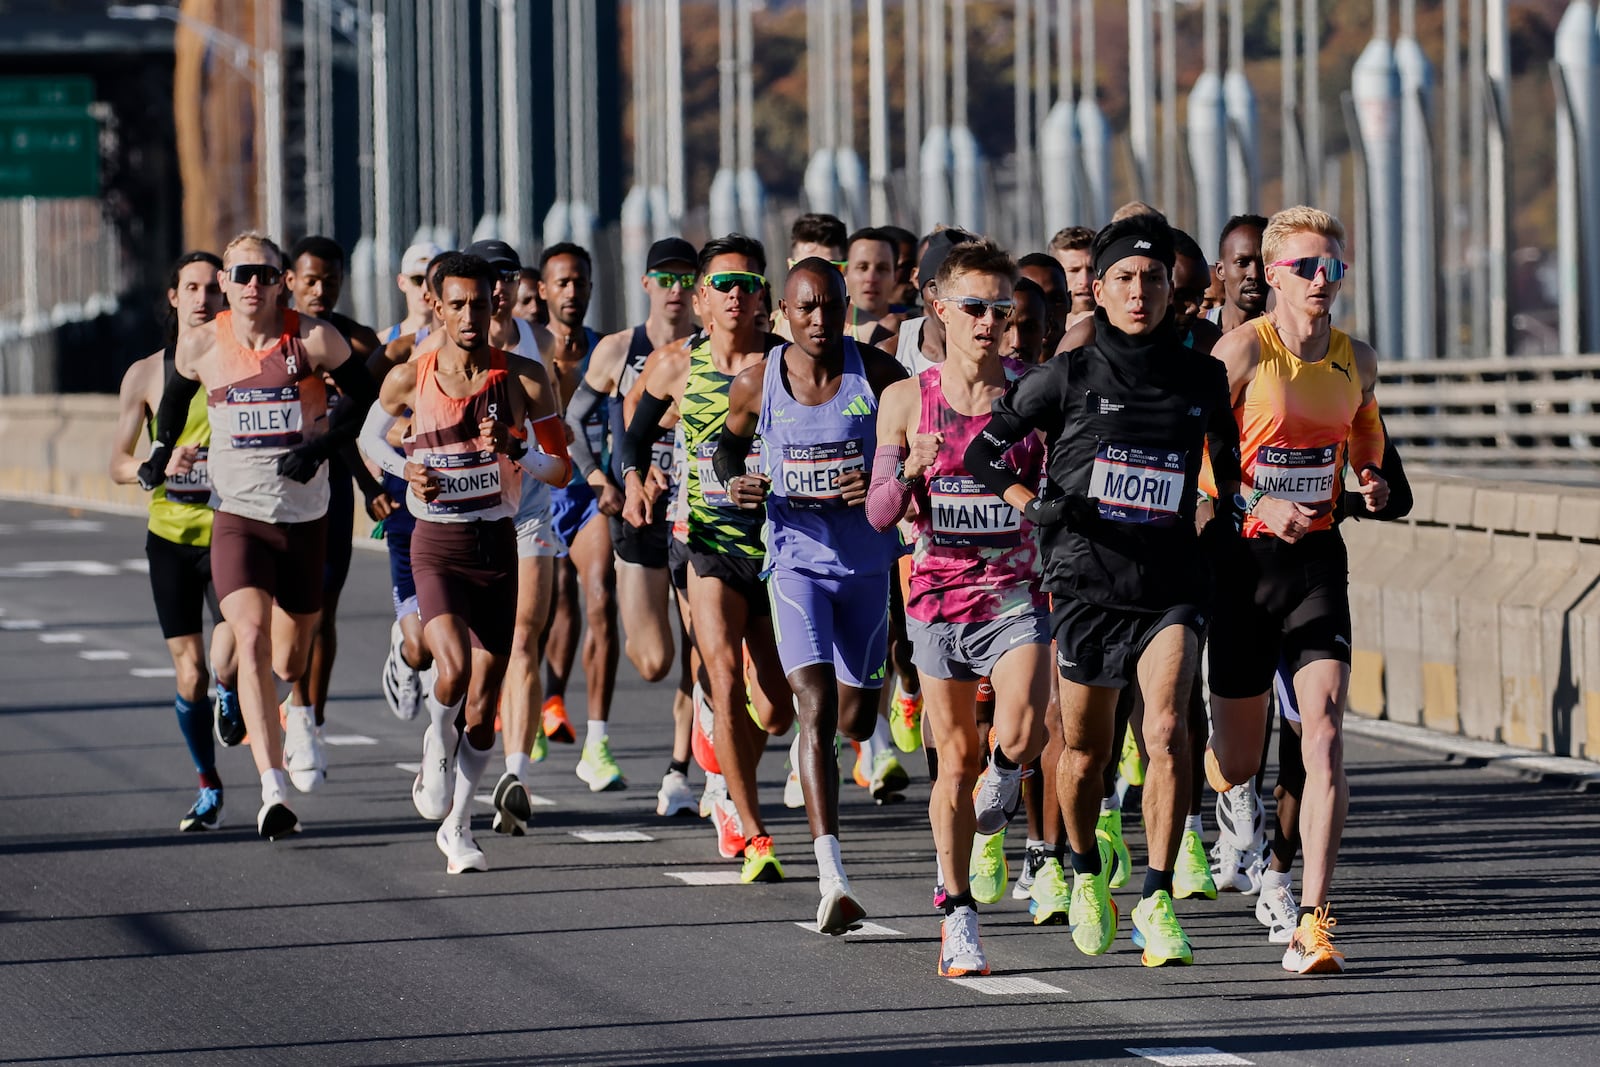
[{"xmin": 2, "ymin": 500, "xmax": 1597, "ymax": 1067}]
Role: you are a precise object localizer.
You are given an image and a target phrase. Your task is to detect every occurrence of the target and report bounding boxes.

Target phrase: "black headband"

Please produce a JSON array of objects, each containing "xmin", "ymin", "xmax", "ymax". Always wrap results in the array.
[{"xmin": 1095, "ymin": 234, "xmax": 1175, "ymax": 277}]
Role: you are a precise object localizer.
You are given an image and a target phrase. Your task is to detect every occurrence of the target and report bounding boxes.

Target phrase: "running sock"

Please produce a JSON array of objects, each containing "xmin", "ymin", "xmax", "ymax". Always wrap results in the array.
[
  {"xmin": 260, "ymin": 768, "xmax": 290, "ymax": 805},
  {"xmin": 1025, "ymin": 837, "xmax": 1046, "ymax": 852},
  {"xmin": 992, "ymin": 746, "xmax": 1019, "ymax": 771},
  {"xmin": 941, "ymin": 889, "xmax": 976, "ymax": 914},
  {"xmin": 856, "ymin": 734, "xmax": 875, "ymax": 768},
  {"xmin": 1298, "ymin": 904, "xmax": 1320, "ymax": 923},
  {"xmin": 1100, "ymin": 791, "xmax": 1122, "ymax": 814},
  {"xmin": 448, "ymin": 737, "xmax": 494, "ymax": 829},
  {"xmin": 173, "ymin": 693, "xmax": 217, "ymax": 778},
  {"xmin": 1141, "ymin": 867, "xmax": 1175, "ymax": 899},
  {"xmin": 668, "ymin": 758, "xmax": 690, "ymax": 777},
  {"xmin": 1185, "ymin": 813, "xmax": 1204, "ymax": 836},
  {"xmin": 585, "ymin": 719, "xmax": 608, "ymax": 747},
  {"xmin": 506, "ymin": 752, "xmax": 531, "ymax": 783},
  {"xmin": 1051, "ymin": 842, "xmax": 1068, "ymax": 865},
  {"xmin": 935, "ymin": 854, "xmax": 947, "ymax": 886},
  {"xmin": 1262, "ymin": 868, "xmax": 1293, "ymax": 892},
  {"xmin": 870, "ymin": 715, "xmax": 893, "ymax": 752},
  {"xmin": 813, "ymin": 834, "xmax": 846, "ymax": 887},
  {"xmin": 1071, "ymin": 847, "xmax": 1103, "ymax": 877},
  {"xmin": 426, "ymin": 686, "xmax": 462, "ymax": 745},
  {"xmin": 200, "ymin": 768, "xmax": 222, "ymax": 790},
  {"xmin": 285, "ymin": 703, "xmax": 315, "ymax": 728}
]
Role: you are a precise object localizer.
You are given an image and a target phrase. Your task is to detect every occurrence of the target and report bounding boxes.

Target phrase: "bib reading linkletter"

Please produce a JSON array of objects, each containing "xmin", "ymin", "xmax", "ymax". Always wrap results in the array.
[
  {"xmin": 418, "ymin": 449, "xmax": 504, "ymax": 516},
  {"xmin": 1252, "ymin": 444, "xmax": 1339, "ymax": 505},
  {"xmin": 777, "ymin": 438, "xmax": 865, "ymax": 509},
  {"xmin": 928, "ymin": 474, "xmax": 1023, "ymax": 548},
  {"xmin": 224, "ymin": 385, "xmax": 304, "ymax": 448},
  {"xmin": 1089, "ymin": 443, "xmax": 1186, "ymax": 526}
]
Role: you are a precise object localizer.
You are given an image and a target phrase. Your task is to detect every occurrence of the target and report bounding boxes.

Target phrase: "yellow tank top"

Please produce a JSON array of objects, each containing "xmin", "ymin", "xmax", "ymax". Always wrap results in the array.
[{"xmin": 147, "ymin": 353, "xmax": 215, "ymax": 546}]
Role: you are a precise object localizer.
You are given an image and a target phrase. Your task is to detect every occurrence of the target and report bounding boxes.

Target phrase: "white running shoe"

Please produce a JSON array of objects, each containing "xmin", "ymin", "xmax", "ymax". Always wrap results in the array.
[
  {"xmin": 283, "ymin": 706, "xmax": 325, "ymax": 793},
  {"xmin": 383, "ymin": 622, "xmax": 422, "ymax": 721},
  {"xmin": 938, "ymin": 905, "xmax": 989, "ymax": 977},
  {"xmin": 1215, "ymin": 780, "xmax": 1265, "ymax": 851},
  {"xmin": 412, "ymin": 727, "xmax": 458, "ymax": 820},
  {"xmin": 1257, "ymin": 875, "xmax": 1298, "ymax": 944},
  {"xmin": 1240, "ymin": 844, "xmax": 1270, "ymax": 896},
  {"xmin": 972, "ymin": 758, "xmax": 1023, "ymax": 836},
  {"xmin": 816, "ymin": 878, "xmax": 867, "ymax": 935},
  {"xmin": 699, "ymin": 771, "xmax": 724, "ymax": 819},
  {"xmin": 436, "ymin": 821, "xmax": 488, "ymax": 874},
  {"xmin": 656, "ymin": 769, "xmax": 697, "ymax": 817},
  {"xmin": 1210, "ymin": 837, "xmax": 1250, "ymax": 893}
]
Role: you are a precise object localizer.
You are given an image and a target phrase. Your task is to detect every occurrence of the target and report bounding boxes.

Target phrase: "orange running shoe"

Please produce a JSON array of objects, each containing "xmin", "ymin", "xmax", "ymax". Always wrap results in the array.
[
  {"xmin": 1282, "ymin": 903, "xmax": 1345, "ymax": 975},
  {"xmin": 541, "ymin": 695, "xmax": 576, "ymax": 744},
  {"xmin": 711, "ymin": 790, "xmax": 744, "ymax": 859},
  {"xmin": 850, "ymin": 741, "xmax": 870, "ymax": 789},
  {"xmin": 739, "ymin": 834, "xmax": 785, "ymax": 883},
  {"xmin": 690, "ymin": 682, "xmax": 721, "ymax": 775}
]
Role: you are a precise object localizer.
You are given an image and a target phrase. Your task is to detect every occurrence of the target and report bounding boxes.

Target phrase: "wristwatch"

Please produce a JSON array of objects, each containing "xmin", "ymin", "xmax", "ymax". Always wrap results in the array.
[{"xmin": 895, "ymin": 459, "xmax": 923, "ymax": 488}]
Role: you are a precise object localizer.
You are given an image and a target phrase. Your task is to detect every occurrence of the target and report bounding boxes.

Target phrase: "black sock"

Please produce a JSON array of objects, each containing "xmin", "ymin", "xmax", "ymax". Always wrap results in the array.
[
  {"xmin": 1050, "ymin": 842, "xmax": 1067, "ymax": 865},
  {"xmin": 942, "ymin": 890, "xmax": 976, "ymax": 914},
  {"xmin": 1070, "ymin": 848, "xmax": 1102, "ymax": 876},
  {"xmin": 668, "ymin": 758, "xmax": 689, "ymax": 776},
  {"xmin": 992, "ymin": 747, "xmax": 1019, "ymax": 771},
  {"xmin": 1142, "ymin": 867, "xmax": 1174, "ymax": 899},
  {"xmin": 1298, "ymin": 905, "xmax": 1319, "ymax": 923}
]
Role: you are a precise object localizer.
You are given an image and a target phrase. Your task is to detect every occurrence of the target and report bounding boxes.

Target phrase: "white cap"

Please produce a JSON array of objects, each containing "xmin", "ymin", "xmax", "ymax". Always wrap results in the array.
[{"xmin": 399, "ymin": 241, "xmax": 445, "ymax": 276}]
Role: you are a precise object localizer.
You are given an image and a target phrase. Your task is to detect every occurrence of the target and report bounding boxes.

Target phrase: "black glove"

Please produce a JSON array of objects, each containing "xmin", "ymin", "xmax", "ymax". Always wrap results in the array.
[
  {"xmin": 1025, "ymin": 493, "xmax": 1098, "ymax": 529},
  {"xmin": 136, "ymin": 444, "xmax": 171, "ymax": 492},
  {"xmin": 276, "ymin": 445, "xmax": 325, "ymax": 484}
]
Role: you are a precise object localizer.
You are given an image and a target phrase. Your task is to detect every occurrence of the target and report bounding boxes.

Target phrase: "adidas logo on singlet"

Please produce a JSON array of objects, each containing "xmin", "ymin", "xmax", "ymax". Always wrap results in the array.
[{"xmin": 843, "ymin": 395, "xmax": 873, "ymax": 417}]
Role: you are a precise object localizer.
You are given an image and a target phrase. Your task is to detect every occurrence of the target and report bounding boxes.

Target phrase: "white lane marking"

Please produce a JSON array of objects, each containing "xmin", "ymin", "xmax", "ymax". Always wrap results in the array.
[
  {"xmin": 78, "ymin": 649, "xmax": 130, "ymax": 661},
  {"xmin": 0, "ymin": 619, "xmax": 44, "ymax": 631},
  {"xmin": 950, "ymin": 976, "xmax": 1067, "ymax": 996},
  {"xmin": 1126, "ymin": 1049, "xmax": 1254, "ymax": 1067},
  {"xmin": 121, "ymin": 559, "xmax": 150, "ymax": 574},
  {"xmin": 131, "ymin": 667, "xmax": 177, "ymax": 678},
  {"xmin": 29, "ymin": 519, "xmax": 105, "ymax": 533},
  {"xmin": 395, "ymin": 762, "xmax": 421, "ymax": 773},
  {"xmin": 38, "ymin": 631, "xmax": 85, "ymax": 644},
  {"xmin": 473, "ymin": 791, "xmax": 556, "ymax": 807},
  {"xmin": 0, "ymin": 560, "xmax": 119, "ymax": 578},
  {"xmin": 794, "ymin": 920, "xmax": 903, "ymax": 936},
  {"xmin": 666, "ymin": 871, "xmax": 743, "ymax": 885},
  {"xmin": 322, "ymin": 734, "xmax": 379, "ymax": 746},
  {"xmin": 570, "ymin": 829, "xmax": 654, "ymax": 843}
]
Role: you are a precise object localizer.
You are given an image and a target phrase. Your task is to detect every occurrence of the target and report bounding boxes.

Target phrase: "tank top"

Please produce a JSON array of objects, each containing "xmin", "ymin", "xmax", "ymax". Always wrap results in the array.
[
  {"xmin": 204, "ymin": 310, "xmax": 330, "ymax": 524},
  {"xmin": 895, "ymin": 317, "xmax": 939, "ymax": 377},
  {"xmin": 609, "ymin": 324, "xmax": 678, "ymax": 488},
  {"xmin": 147, "ymin": 345, "xmax": 215, "ymax": 546},
  {"xmin": 669, "ymin": 422, "xmax": 690, "ymax": 544},
  {"xmin": 908, "ymin": 359, "xmax": 1047, "ymax": 624},
  {"xmin": 681, "ymin": 336, "xmax": 766, "ymax": 558},
  {"xmin": 402, "ymin": 348, "xmax": 521, "ymax": 523},
  {"xmin": 757, "ymin": 339, "xmax": 895, "ymax": 579},
  {"xmin": 1239, "ymin": 316, "xmax": 1363, "ymax": 539}
]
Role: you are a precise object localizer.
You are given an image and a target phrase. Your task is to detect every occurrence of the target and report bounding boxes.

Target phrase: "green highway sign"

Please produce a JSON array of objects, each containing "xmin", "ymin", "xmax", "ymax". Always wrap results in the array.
[
  {"xmin": 0, "ymin": 110, "xmax": 100, "ymax": 198},
  {"xmin": 0, "ymin": 76, "xmax": 95, "ymax": 111}
]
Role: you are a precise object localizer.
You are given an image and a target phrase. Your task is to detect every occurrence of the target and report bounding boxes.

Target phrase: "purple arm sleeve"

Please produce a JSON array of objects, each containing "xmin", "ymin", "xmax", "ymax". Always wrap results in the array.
[{"xmin": 866, "ymin": 444, "xmax": 913, "ymax": 532}]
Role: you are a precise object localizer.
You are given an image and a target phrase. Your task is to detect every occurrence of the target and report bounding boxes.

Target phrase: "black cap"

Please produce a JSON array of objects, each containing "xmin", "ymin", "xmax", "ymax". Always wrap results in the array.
[
  {"xmin": 917, "ymin": 228, "xmax": 977, "ymax": 290},
  {"xmin": 646, "ymin": 237, "xmax": 698, "ymax": 271},
  {"xmin": 462, "ymin": 239, "xmax": 521, "ymax": 271}
]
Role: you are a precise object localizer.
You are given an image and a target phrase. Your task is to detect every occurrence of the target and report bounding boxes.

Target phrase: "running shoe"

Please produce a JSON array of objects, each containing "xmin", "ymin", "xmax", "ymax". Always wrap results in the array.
[
  {"xmin": 412, "ymin": 727, "xmax": 457, "ymax": 821},
  {"xmin": 1211, "ymin": 838, "xmax": 1249, "ymax": 893},
  {"xmin": 969, "ymin": 829, "xmax": 1008, "ymax": 904},
  {"xmin": 1118, "ymin": 723, "xmax": 1145, "ymax": 787},
  {"xmin": 1215, "ymin": 780, "xmax": 1265, "ymax": 852},
  {"xmin": 1257, "ymin": 875, "xmax": 1299, "ymax": 945},
  {"xmin": 869, "ymin": 750, "xmax": 910, "ymax": 804},
  {"xmin": 283, "ymin": 705, "xmax": 325, "ymax": 793},
  {"xmin": 213, "ymin": 681, "xmax": 245, "ymax": 747},
  {"xmin": 739, "ymin": 834, "xmax": 785, "ymax": 883},
  {"xmin": 1282, "ymin": 903, "xmax": 1344, "ymax": 974},
  {"xmin": 700, "ymin": 772, "xmax": 724, "ymax": 819},
  {"xmin": 1068, "ymin": 866, "xmax": 1117, "ymax": 956},
  {"xmin": 1174, "ymin": 828, "xmax": 1218, "ymax": 900},
  {"xmin": 541, "ymin": 695, "xmax": 576, "ymax": 744},
  {"xmin": 937, "ymin": 905, "xmax": 989, "ymax": 977},
  {"xmin": 179, "ymin": 786, "xmax": 223, "ymax": 832},
  {"xmin": 436, "ymin": 821, "xmax": 488, "ymax": 874},
  {"xmin": 382, "ymin": 622, "xmax": 422, "ymax": 721},
  {"xmin": 1013, "ymin": 844, "xmax": 1048, "ymax": 900},
  {"xmin": 690, "ymin": 682, "xmax": 720, "ymax": 774},
  {"xmin": 529, "ymin": 724, "xmax": 548, "ymax": 764},
  {"xmin": 656, "ymin": 769, "xmax": 697, "ymax": 817},
  {"xmin": 973, "ymin": 747, "xmax": 1023, "ymax": 835},
  {"xmin": 1097, "ymin": 809, "xmax": 1133, "ymax": 890},
  {"xmin": 711, "ymin": 790, "xmax": 744, "ymax": 859},
  {"xmin": 932, "ymin": 882, "xmax": 948, "ymax": 911},
  {"xmin": 1131, "ymin": 890, "xmax": 1194, "ymax": 966},
  {"xmin": 490, "ymin": 771, "xmax": 532, "ymax": 836},
  {"xmin": 575, "ymin": 735, "xmax": 626, "ymax": 792},
  {"xmin": 850, "ymin": 741, "xmax": 871, "ymax": 789},
  {"xmin": 783, "ymin": 734, "xmax": 805, "ymax": 808},
  {"xmin": 256, "ymin": 800, "xmax": 300, "ymax": 841},
  {"xmin": 816, "ymin": 878, "xmax": 867, "ymax": 935},
  {"xmin": 890, "ymin": 680, "xmax": 923, "ymax": 753},
  {"xmin": 1028, "ymin": 856, "xmax": 1072, "ymax": 926}
]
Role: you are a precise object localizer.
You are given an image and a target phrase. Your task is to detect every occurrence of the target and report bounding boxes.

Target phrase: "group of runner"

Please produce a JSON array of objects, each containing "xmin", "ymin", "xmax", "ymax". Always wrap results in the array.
[{"xmin": 113, "ymin": 196, "xmax": 1400, "ymax": 980}]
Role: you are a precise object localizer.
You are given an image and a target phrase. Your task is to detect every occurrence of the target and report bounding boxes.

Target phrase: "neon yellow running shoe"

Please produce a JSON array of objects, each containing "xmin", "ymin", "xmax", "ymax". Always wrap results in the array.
[
  {"xmin": 1068, "ymin": 866, "xmax": 1117, "ymax": 955},
  {"xmin": 969, "ymin": 828, "xmax": 1008, "ymax": 904},
  {"xmin": 575, "ymin": 735, "xmax": 626, "ymax": 792},
  {"xmin": 1119, "ymin": 723, "xmax": 1145, "ymax": 787},
  {"xmin": 529, "ymin": 725, "xmax": 548, "ymax": 764},
  {"xmin": 1098, "ymin": 809, "xmax": 1133, "ymax": 890},
  {"xmin": 1028, "ymin": 856, "xmax": 1071, "ymax": 926},
  {"xmin": 739, "ymin": 834, "xmax": 785, "ymax": 883},
  {"xmin": 1173, "ymin": 828, "xmax": 1218, "ymax": 900},
  {"xmin": 889, "ymin": 681, "xmax": 923, "ymax": 753},
  {"xmin": 1131, "ymin": 889, "xmax": 1194, "ymax": 966}
]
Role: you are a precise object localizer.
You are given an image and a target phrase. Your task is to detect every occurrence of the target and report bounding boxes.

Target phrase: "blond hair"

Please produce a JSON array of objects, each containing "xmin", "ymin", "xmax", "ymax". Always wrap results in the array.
[
  {"xmin": 222, "ymin": 230, "xmax": 285, "ymax": 267},
  {"xmin": 1262, "ymin": 206, "xmax": 1345, "ymax": 266},
  {"xmin": 1111, "ymin": 200, "xmax": 1166, "ymax": 223}
]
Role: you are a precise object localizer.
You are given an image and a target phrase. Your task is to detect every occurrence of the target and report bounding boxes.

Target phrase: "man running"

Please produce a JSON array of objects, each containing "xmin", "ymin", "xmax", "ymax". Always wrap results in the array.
[
  {"xmin": 868, "ymin": 237, "xmax": 1052, "ymax": 978},
  {"xmin": 1204, "ymin": 206, "xmax": 1388, "ymax": 975},
  {"xmin": 1207, "ymin": 214, "xmax": 1269, "ymax": 333},
  {"xmin": 967, "ymin": 213, "xmax": 1242, "ymax": 968},
  {"xmin": 1048, "ymin": 225, "xmax": 1097, "ymax": 329},
  {"xmin": 381, "ymin": 241, "xmax": 444, "ymax": 343},
  {"xmin": 359, "ymin": 251, "xmax": 572, "ymax": 873},
  {"xmin": 142, "ymin": 231, "xmax": 378, "ymax": 840},
  {"xmin": 715, "ymin": 257, "xmax": 907, "ymax": 931},
  {"xmin": 1004, "ymin": 278, "xmax": 1049, "ymax": 365},
  {"xmin": 112, "ymin": 250, "xmax": 240, "ymax": 830},
  {"xmin": 842, "ymin": 227, "xmax": 902, "ymax": 346},
  {"xmin": 1017, "ymin": 252, "xmax": 1070, "ymax": 356}
]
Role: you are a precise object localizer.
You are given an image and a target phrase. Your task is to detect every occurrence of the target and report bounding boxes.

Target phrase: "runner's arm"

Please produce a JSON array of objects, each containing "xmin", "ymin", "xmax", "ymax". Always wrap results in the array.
[
  {"xmin": 562, "ymin": 379, "xmax": 608, "ymax": 481},
  {"xmin": 965, "ymin": 362, "xmax": 1082, "ymax": 526},
  {"xmin": 865, "ymin": 378, "xmax": 917, "ymax": 531},
  {"xmin": 276, "ymin": 353, "xmax": 382, "ymax": 483},
  {"xmin": 110, "ymin": 356, "xmax": 154, "ymax": 486},
  {"xmin": 712, "ymin": 363, "xmax": 763, "ymax": 483},
  {"xmin": 143, "ymin": 351, "xmax": 202, "ymax": 489}
]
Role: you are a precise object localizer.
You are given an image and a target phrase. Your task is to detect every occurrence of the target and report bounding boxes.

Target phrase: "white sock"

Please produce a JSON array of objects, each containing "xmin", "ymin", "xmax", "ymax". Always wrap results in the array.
[
  {"xmin": 935, "ymin": 854, "xmax": 946, "ymax": 885},
  {"xmin": 447, "ymin": 737, "xmax": 494, "ymax": 829},
  {"xmin": 1100, "ymin": 791, "xmax": 1122, "ymax": 814},
  {"xmin": 857, "ymin": 734, "xmax": 875, "ymax": 766},
  {"xmin": 814, "ymin": 834, "xmax": 846, "ymax": 888},
  {"xmin": 260, "ymin": 768, "xmax": 289, "ymax": 805},
  {"xmin": 506, "ymin": 751, "xmax": 531, "ymax": 783},
  {"xmin": 585, "ymin": 719, "xmax": 608, "ymax": 747},
  {"xmin": 788, "ymin": 732, "xmax": 801, "ymax": 766},
  {"xmin": 425, "ymin": 686, "xmax": 461, "ymax": 746},
  {"xmin": 896, "ymin": 675, "xmax": 920, "ymax": 699},
  {"xmin": 1186, "ymin": 813, "xmax": 1204, "ymax": 836},
  {"xmin": 871, "ymin": 714, "xmax": 893, "ymax": 752},
  {"xmin": 1025, "ymin": 837, "xmax": 1046, "ymax": 851},
  {"xmin": 286, "ymin": 703, "xmax": 313, "ymax": 724},
  {"xmin": 1262, "ymin": 868, "xmax": 1293, "ymax": 892}
]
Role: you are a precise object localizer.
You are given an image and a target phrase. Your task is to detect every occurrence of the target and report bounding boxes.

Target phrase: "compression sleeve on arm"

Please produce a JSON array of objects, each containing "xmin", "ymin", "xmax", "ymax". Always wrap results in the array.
[
  {"xmin": 713, "ymin": 428, "xmax": 754, "ymax": 485},
  {"xmin": 964, "ymin": 409, "xmax": 1035, "ymax": 502},
  {"xmin": 358, "ymin": 405, "xmax": 408, "ymax": 478},
  {"xmin": 1348, "ymin": 395, "xmax": 1386, "ymax": 474},
  {"xmin": 619, "ymin": 390, "xmax": 673, "ymax": 479},
  {"xmin": 520, "ymin": 413, "xmax": 573, "ymax": 486},
  {"xmin": 150, "ymin": 370, "xmax": 201, "ymax": 451},
  {"xmin": 563, "ymin": 379, "xmax": 607, "ymax": 480},
  {"xmin": 865, "ymin": 445, "xmax": 914, "ymax": 532},
  {"xmin": 323, "ymin": 355, "xmax": 381, "ymax": 444}
]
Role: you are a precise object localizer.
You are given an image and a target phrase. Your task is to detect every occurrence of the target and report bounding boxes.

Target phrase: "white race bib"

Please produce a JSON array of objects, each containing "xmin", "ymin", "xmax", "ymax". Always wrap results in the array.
[
  {"xmin": 225, "ymin": 385, "xmax": 303, "ymax": 448},
  {"xmin": 778, "ymin": 438, "xmax": 865, "ymax": 510},
  {"xmin": 1253, "ymin": 444, "xmax": 1339, "ymax": 505},
  {"xmin": 420, "ymin": 449, "xmax": 504, "ymax": 515},
  {"xmin": 163, "ymin": 447, "xmax": 212, "ymax": 506},
  {"xmin": 1089, "ymin": 443, "xmax": 1186, "ymax": 526},
  {"xmin": 927, "ymin": 474, "xmax": 1022, "ymax": 548},
  {"xmin": 694, "ymin": 439, "xmax": 763, "ymax": 508}
]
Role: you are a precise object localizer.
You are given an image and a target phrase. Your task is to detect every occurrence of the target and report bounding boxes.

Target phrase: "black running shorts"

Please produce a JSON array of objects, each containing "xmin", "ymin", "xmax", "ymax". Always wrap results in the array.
[
  {"xmin": 145, "ymin": 530, "xmax": 220, "ymax": 639},
  {"xmin": 686, "ymin": 548, "xmax": 770, "ymax": 617},
  {"xmin": 1051, "ymin": 595, "xmax": 1207, "ymax": 690}
]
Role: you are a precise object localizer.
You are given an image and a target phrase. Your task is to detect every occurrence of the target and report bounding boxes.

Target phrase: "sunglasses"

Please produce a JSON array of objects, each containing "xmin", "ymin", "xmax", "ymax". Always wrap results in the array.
[
  {"xmin": 1270, "ymin": 256, "xmax": 1348, "ymax": 282},
  {"xmin": 787, "ymin": 258, "xmax": 848, "ymax": 272},
  {"xmin": 406, "ymin": 274, "xmax": 425, "ymax": 287},
  {"xmin": 227, "ymin": 264, "xmax": 282, "ymax": 287},
  {"xmin": 497, "ymin": 269, "xmax": 522, "ymax": 285},
  {"xmin": 647, "ymin": 270, "xmax": 696, "ymax": 290},
  {"xmin": 939, "ymin": 296, "xmax": 1015, "ymax": 321},
  {"xmin": 704, "ymin": 271, "xmax": 768, "ymax": 295}
]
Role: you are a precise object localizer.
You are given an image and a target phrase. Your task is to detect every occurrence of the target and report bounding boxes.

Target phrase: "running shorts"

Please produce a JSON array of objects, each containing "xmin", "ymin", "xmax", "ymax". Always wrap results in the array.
[
  {"xmin": 551, "ymin": 481, "xmax": 601, "ymax": 550},
  {"xmin": 411, "ymin": 517, "xmax": 517, "ymax": 657},
  {"xmin": 210, "ymin": 511, "xmax": 328, "ymax": 616},
  {"xmin": 768, "ymin": 568, "xmax": 890, "ymax": 688},
  {"xmin": 610, "ymin": 513, "xmax": 670, "ymax": 569},
  {"xmin": 514, "ymin": 478, "xmax": 567, "ymax": 559},
  {"xmin": 1051, "ymin": 597, "xmax": 1207, "ymax": 690},
  {"xmin": 686, "ymin": 548, "xmax": 769, "ymax": 617},
  {"xmin": 668, "ymin": 538, "xmax": 691, "ymax": 593},
  {"xmin": 145, "ymin": 530, "xmax": 220, "ymax": 639},
  {"xmin": 906, "ymin": 611, "xmax": 1050, "ymax": 682}
]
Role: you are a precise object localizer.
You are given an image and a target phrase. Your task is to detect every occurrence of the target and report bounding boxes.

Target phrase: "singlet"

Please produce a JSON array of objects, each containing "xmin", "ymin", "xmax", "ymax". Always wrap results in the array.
[
  {"xmin": 907, "ymin": 360, "xmax": 1046, "ymax": 624},
  {"xmin": 147, "ymin": 345, "xmax": 215, "ymax": 547},
  {"xmin": 895, "ymin": 317, "xmax": 940, "ymax": 377},
  {"xmin": 204, "ymin": 310, "xmax": 330, "ymax": 524},
  {"xmin": 552, "ymin": 327, "xmax": 605, "ymax": 493},
  {"xmin": 757, "ymin": 339, "xmax": 894, "ymax": 579},
  {"xmin": 681, "ymin": 335, "xmax": 766, "ymax": 558},
  {"xmin": 402, "ymin": 348, "xmax": 521, "ymax": 523},
  {"xmin": 609, "ymin": 324, "xmax": 678, "ymax": 490},
  {"xmin": 1238, "ymin": 316, "xmax": 1365, "ymax": 540}
]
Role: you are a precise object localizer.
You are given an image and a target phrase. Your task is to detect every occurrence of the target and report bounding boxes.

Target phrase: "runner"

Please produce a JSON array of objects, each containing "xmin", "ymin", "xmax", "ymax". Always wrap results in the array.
[
  {"xmin": 715, "ymin": 257, "xmax": 907, "ymax": 931},
  {"xmin": 381, "ymin": 241, "xmax": 444, "ymax": 343},
  {"xmin": 359, "ymin": 251, "xmax": 572, "ymax": 873},
  {"xmin": 880, "ymin": 224, "xmax": 921, "ymax": 313},
  {"xmin": 1048, "ymin": 225, "xmax": 1097, "ymax": 330},
  {"xmin": 113, "ymin": 250, "xmax": 240, "ymax": 830},
  {"xmin": 1205, "ymin": 206, "xmax": 1388, "ymax": 975},
  {"xmin": 621, "ymin": 233, "xmax": 796, "ymax": 880},
  {"xmin": 868, "ymin": 237, "xmax": 1052, "ymax": 978},
  {"xmin": 1206, "ymin": 214, "xmax": 1269, "ymax": 333},
  {"xmin": 142, "ymin": 230, "xmax": 378, "ymax": 840},
  {"xmin": 1017, "ymin": 252, "xmax": 1070, "ymax": 357},
  {"xmin": 1004, "ymin": 277, "xmax": 1049, "ymax": 365},
  {"xmin": 842, "ymin": 227, "xmax": 902, "ymax": 347},
  {"xmin": 966, "ymin": 212, "xmax": 1242, "ymax": 967},
  {"xmin": 514, "ymin": 266, "xmax": 546, "ymax": 324},
  {"xmin": 786, "ymin": 212, "xmax": 847, "ymax": 267}
]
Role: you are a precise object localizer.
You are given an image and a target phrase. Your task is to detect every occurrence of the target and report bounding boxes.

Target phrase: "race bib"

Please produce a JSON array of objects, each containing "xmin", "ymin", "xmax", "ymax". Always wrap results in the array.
[
  {"xmin": 225, "ymin": 385, "xmax": 302, "ymax": 448},
  {"xmin": 694, "ymin": 439, "xmax": 763, "ymax": 508},
  {"xmin": 163, "ymin": 447, "xmax": 212, "ymax": 506},
  {"xmin": 778, "ymin": 438, "xmax": 865, "ymax": 509},
  {"xmin": 1089, "ymin": 443, "xmax": 1186, "ymax": 526},
  {"xmin": 927, "ymin": 474, "xmax": 1022, "ymax": 548},
  {"xmin": 650, "ymin": 434, "xmax": 676, "ymax": 476},
  {"xmin": 1253, "ymin": 444, "xmax": 1339, "ymax": 505},
  {"xmin": 419, "ymin": 449, "xmax": 504, "ymax": 515}
]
